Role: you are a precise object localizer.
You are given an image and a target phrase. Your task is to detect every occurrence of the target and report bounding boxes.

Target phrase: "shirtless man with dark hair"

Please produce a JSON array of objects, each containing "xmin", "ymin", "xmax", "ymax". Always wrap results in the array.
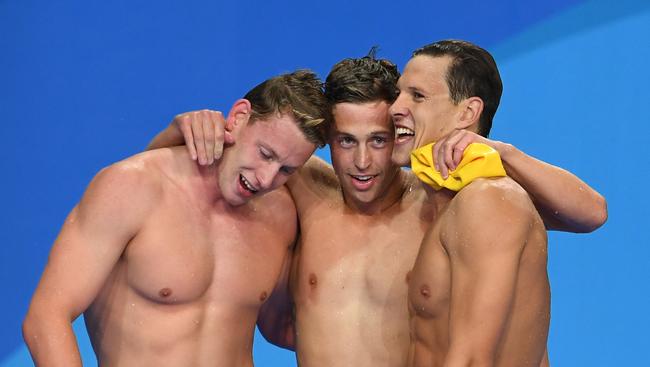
[{"xmin": 390, "ymin": 40, "xmax": 556, "ymax": 366}]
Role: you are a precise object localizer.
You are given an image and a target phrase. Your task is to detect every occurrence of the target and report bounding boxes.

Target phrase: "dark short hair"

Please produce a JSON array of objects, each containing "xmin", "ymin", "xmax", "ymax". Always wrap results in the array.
[
  {"xmin": 244, "ymin": 69, "xmax": 330, "ymax": 147},
  {"xmin": 324, "ymin": 47, "xmax": 400, "ymax": 106},
  {"xmin": 413, "ymin": 40, "xmax": 502, "ymax": 137}
]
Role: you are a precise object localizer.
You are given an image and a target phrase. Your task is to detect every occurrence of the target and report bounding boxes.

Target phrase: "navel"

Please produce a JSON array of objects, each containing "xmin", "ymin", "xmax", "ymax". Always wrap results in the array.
[
  {"xmin": 159, "ymin": 287, "xmax": 173, "ymax": 298},
  {"xmin": 308, "ymin": 273, "xmax": 318, "ymax": 288},
  {"xmin": 420, "ymin": 284, "xmax": 431, "ymax": 298},
  {"xmin": 259, "ymin": 291, "xmax": 268, "ymax": 302}
]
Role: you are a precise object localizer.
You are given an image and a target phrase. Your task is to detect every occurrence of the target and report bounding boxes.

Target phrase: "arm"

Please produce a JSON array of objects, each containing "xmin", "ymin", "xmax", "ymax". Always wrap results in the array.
[
  {"xmin": 442, "ymin": 179, "xmax": 538, "ymax": 367},
  {"xmin": 148, "ymin": 109, "xmax": 339, "ymax": 202},
  {"xmin": 433, "ymin": 130, "xmax": 607, "ymax": 232},
  {"xmin": 256, "ymin": 242, "xmax": 296, "ymax": 350},
  {"xmin": 22, "ymin": 163, "xmax": 158, "ymax": 367},
  {"xmin": 147, "ymin": 110, "xmax": 232, "ymax": 165}
]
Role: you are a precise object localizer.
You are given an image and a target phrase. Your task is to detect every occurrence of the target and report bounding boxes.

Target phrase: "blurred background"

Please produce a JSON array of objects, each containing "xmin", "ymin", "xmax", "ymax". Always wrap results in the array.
[{"xmin": 2, "ymin": 0, "xmax": 649, "ymax": 365}]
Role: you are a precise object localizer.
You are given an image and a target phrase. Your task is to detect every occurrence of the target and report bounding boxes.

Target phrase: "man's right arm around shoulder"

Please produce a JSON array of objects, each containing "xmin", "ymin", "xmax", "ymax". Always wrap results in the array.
[
  {"xmin": 22, "ymin": 161, "xmax": 160, "ymax": 366},
  {"xmin": 147, "ymin": 110, "xmax": 233, "ymax": 165},
  {"xmin": 147, "ymin": 109, "xmax": 339, "ymax": 198}
]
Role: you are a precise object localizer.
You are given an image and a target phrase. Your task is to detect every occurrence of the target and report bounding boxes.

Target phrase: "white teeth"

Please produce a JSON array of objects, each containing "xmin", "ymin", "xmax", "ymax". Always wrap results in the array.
[
  {"xmin": 240, "ymin": 175, "xmax": 257, "ymax": 192},
  {"xmin": 352, "ymin": 175, "xmax": 373, "ymax": 181},
  {"xmin": 395, "ymin": 127, "xmax": 415, "ymax": 137}
]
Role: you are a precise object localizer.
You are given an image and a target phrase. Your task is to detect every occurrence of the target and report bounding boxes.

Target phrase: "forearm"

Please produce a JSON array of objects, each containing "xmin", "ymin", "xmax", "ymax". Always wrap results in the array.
[
  {"xmin": 496, "ymin": 142, "xmax": 607, "ymax": 232},
  {"xmin": 23, "ymin": 311, "xmax": 83, "ymax": 367},
  {"xmin": 146, "ymin": 122, "xmax": 185, "ymax": 150}
]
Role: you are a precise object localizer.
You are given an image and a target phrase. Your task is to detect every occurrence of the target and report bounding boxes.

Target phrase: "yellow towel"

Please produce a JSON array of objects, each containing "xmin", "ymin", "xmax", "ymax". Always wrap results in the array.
[{"xmin": 410, "ymin": 142, "xmax": 506, "ymax": 191}]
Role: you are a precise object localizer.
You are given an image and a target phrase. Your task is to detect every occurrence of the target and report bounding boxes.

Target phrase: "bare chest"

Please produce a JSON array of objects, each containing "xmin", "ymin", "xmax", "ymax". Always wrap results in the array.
[
  {"xmin": 121, "ymin": 201, "xmax": 291, "ymax": 308},
  {"xmin": 408, "ymin": 224, "xmax": 451, "ymax": 320},
  {"xmin": 294, "ymin": 204, "xmax": 426, "ymax": 308}
]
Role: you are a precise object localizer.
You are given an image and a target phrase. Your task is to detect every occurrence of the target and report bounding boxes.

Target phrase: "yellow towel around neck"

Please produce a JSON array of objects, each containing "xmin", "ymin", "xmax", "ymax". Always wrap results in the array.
[{"xmin": 410, "ymin": 142, "xmax": 506, "ymax": 191}]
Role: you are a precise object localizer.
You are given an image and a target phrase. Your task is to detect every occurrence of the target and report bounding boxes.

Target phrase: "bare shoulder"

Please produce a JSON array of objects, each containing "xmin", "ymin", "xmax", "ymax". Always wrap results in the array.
[
  {"xmin": 79, "ymin": 152, "xmax": 165, "ymax": 221},
  {"xmin": 451, "ymin": 177, "xmax": 536, "ymax": 217},
  {"xmin": 288, "ymin": 155, "xmax": 339, "ymax": 197},
  {"xmin": 248, "ymin": 185, "xmax": 298, "ymax": 244},
  {"xmin": 261, "ymin": 185, "xmax": 296, "ymax": 210},
  {"xmin": 442, "ymin": 177, "xmax": 541, "ymax": 251}
]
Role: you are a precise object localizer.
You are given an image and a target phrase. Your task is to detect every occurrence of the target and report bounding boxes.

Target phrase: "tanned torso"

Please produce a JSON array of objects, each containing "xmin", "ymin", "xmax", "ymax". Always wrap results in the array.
[
  {"xmin": 287, "ymin": 159, "xmax": 432, "ymax": 367},
  {"xmin": 408, "ymin": 178, "xmax": 550, "ymax": 367},
  {"xmin": 85, "ymin": 147, "xmax": 295, "ymax": 367}
]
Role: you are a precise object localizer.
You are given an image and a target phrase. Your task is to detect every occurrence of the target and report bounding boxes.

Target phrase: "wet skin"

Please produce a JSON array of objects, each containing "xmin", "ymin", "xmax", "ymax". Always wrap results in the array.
[{"xmin": 24, "ymin": 113, "xmax": 316, "ymax": 367}]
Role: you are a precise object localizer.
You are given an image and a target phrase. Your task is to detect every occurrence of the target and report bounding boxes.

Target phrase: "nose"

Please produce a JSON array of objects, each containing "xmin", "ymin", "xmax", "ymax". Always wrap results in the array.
[
  {"xmin": 256, "ymin": 164, "xmax": 279, "ymax": 190},
  {"xmin": 389, "ymin": 93, "xmax": 407, "ymax": 119},
  {"xmin": 354, "ymin": 146, "xmax": 371, "ymax": 171}
]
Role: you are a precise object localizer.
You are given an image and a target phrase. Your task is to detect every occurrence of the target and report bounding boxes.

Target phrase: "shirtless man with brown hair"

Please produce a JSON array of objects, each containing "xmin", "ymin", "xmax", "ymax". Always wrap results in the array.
[
  {"xmin": 22, "ymin": 70, "xmax": 329, "ymax": 367},
  {"xmin": 150, "ymin": 51, "xmax": 606, "ymax": 366}
]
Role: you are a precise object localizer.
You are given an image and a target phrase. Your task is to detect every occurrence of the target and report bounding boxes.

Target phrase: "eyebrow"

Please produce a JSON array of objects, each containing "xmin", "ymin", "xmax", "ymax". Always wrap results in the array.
[
  {"xmin": 407, "ymin": 86, "xmax": 426, "ymax": 95},
  {"xmin": 334, "ymin": 130, "xmax": 392, "ymax": 137}
]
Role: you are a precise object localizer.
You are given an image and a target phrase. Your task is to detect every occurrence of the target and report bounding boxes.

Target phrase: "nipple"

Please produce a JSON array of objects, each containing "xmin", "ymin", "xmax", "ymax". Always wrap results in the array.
[
  {"xmin": 308, "ymin": 273, "xmax": 318, "ymax": 288},
  {"xmin": 420, "ymin": 285, "xmax": 431, "ymax": 298},
  {"xmin": 159, "ymin": 287, "xmax": 173, "ymax": 298}
]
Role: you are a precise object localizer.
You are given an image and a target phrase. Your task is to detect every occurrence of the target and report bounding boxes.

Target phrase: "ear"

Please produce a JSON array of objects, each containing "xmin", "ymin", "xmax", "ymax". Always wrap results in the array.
[
  {"xmin": 225, "ymin": 99, "xmax": 252, "ymax": 132},
  {"xmin": 456, "ymin": 97, "xmax": 483, "ymax": 131}
]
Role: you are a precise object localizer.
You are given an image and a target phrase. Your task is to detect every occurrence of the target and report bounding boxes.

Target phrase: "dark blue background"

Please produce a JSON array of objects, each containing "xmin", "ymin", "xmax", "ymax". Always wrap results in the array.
[{"xmin": 3, "ymin": 0, "xmax": 649, "ymax": 365}]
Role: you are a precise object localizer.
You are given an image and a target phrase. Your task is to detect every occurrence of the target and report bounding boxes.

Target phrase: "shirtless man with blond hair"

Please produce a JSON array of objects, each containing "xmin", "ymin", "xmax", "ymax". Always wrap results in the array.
[
  {"xmin": 23, "ymin": 70, "xmax": 329, "ymax": 367},
  {"xmin": 150, "ymin": 51, "xmax": 606, "ymax": 366}
]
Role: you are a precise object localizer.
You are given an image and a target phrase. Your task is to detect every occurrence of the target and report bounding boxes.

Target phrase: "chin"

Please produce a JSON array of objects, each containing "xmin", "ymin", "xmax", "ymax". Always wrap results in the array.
[{"xmin": 391, "ymin": 151, "xmax": 411, "ymax": 167}]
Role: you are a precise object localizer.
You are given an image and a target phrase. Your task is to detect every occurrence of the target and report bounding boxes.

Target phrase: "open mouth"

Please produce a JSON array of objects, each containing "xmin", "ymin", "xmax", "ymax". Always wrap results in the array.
[
  {"xmin": 349, "ymin": 174, "xmax": 378, "ymax": 191},
  {"xmin": 395, "ymin": 126, "xmax": 415, "ymax": 144},
  {"xmin": 239, "ymin": 174, "xmax": 258, "ymax": 194},
  {"xmin": 351, "ymin": 175, "xmax": 374, "ymax": 182}
]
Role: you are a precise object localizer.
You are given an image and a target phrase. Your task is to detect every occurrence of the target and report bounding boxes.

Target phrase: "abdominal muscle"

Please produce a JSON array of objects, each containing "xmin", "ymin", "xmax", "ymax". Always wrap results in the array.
[
  {"xmin": 84, "ymin": 260, "xmax": 260, "ymax": 367},
  {"xmin": 295, "ymin": 298, "xmax": 410, "ymax": 367}
]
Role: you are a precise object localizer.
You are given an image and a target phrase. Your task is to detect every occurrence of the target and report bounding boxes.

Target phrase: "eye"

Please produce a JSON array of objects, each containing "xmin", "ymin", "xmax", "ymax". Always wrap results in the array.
[
  {"xmin": 413, "ymin": 91, "xmax": 425, "ymax": 101},
  {"xmin": 280, "ymin": 166, "xmax": 296, "ymax": 175},
  {"xmin": 259, "ymin": 147, "xmax": 273, "ymax": 161},
  {"xmin": 338, "ymin": 136, "xmax": 356, "ymax": 148},
  {"xmin": 371, "ymin": 136, "xmax": 388, "ymax": 147}
]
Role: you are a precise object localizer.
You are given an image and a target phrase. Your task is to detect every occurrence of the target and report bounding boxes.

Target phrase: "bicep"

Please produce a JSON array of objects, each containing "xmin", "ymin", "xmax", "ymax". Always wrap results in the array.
[
  {"xmin": 444, "ymin": 183, "xmax": 533, "ymax": 359},
  {"xmin": 31, "ymin": 210, "xmax": 130, "ymax": 318},
  {"xmin": 30, "ymin": 165, "xmax": 155, "ymax": 318},
  {"xmin": 288, "ymin": 155, "xmax": 337, "ymax": 191},
  {"xmin": 447, "ymin": 237, "xmax": 523, "ymax": 357}
]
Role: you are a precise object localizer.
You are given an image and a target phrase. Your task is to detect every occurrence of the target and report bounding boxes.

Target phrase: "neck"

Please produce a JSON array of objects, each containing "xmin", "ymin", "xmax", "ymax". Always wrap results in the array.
[
  {"xmin": 192, "ymin": 161, "xmax": 226, "ymax": 204},
  {"xmin": 422, "ymin": 181, "xmax": 455, "ymax": 212}
]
